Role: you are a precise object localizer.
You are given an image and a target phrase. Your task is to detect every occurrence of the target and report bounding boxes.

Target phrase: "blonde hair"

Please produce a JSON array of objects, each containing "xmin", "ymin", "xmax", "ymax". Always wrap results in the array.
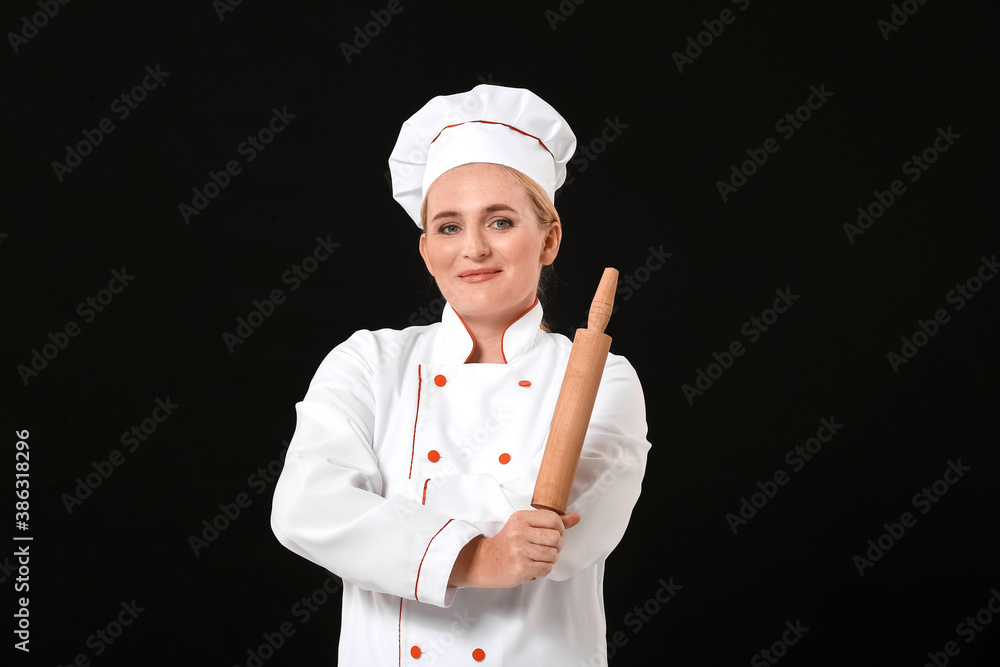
[
  {"xmin": 419, "ymin": 163, "xmax": 559, "ymax": 229},
  {"xmin": 419, "ymin": 163, "xmax": 560, "ymax": 332}
]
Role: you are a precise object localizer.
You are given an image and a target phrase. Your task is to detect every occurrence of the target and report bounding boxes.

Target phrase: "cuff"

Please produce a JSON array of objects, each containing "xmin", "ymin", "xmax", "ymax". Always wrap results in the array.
[{"xmin": 414, "ymin": 519, "xmax": 482, "ymax": 608}]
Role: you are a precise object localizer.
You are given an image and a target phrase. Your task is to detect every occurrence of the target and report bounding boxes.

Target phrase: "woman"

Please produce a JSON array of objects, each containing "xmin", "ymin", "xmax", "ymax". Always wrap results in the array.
[{"xmin": 271, "ymin": 84, "xmax": 650, "ymax": 665}]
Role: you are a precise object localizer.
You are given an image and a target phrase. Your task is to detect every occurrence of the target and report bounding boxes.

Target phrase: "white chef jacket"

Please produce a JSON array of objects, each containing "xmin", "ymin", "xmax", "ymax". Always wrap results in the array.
[{"xmin": 271, "ymin": 299, "xmax": 650, "ymax": 666}]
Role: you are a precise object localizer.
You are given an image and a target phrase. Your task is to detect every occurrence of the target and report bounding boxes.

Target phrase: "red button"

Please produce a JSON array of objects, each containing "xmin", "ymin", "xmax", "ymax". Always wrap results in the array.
[
  {"xmin": 472, "ymin": 648, "xmax": 486, "ymax": 661},
  {"xmin": 498, "ymin": 453, "xmax": 511, "ymax": 465},
  {"xmin": 427, "ymin": 450, "xmax": 440, "ymax": 463},
  {"xmin": 434, "ymin": 374, "xmax": 447, "ymax": 387},
  {"xmin": 411, "ymin": 645, "xmax": 421, "ymax": 659},
  {"xmin": 518, "ymin": 380, "xmax": 531, "ymax": 387}
]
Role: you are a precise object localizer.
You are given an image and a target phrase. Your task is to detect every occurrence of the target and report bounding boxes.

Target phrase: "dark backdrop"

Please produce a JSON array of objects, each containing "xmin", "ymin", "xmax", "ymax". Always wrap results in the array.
[{"xmin": 4, "ymin": 1, "xmax": 999, "ymax": 665}]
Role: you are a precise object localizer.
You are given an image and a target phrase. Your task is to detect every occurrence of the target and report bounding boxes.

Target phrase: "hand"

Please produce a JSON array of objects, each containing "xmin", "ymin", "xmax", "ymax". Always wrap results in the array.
[{"xmin": 449, "ymin": 510, "xmax": 581, "ymax": 588}]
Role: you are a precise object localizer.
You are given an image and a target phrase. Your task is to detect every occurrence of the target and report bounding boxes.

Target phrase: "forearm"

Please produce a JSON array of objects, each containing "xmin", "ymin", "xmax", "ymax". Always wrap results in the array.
[
  {"xmin": 445, "ymin": 510, "xmax": 578, "ymax": 589},
  {"xmin": 448, "ymin": 535, "xmax": 486, "ymax": 588}
]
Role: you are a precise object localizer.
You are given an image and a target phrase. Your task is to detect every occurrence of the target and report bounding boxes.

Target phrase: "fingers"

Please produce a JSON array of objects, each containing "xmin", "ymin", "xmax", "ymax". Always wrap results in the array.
[
  {"xmin": 511, "ymin": 523, "xmax": 563, "ymax": 555},
  {"xmin": 515, "ymin": 509, "xmax": 581, "ymax": 544},
  {"xmin": 492, "ymin": 510, "xmax": 580, "ymax": 585},
  {"xmin": 505, "ymin": 511, "xmax": 565, "ymax": 555},
  {"xmin": 519, "ymin": 509, "xmax": 566, "ymax": 534},
  {"xmin": 523, "ymin": 542, "xmax": 560, "ymax": 564}
]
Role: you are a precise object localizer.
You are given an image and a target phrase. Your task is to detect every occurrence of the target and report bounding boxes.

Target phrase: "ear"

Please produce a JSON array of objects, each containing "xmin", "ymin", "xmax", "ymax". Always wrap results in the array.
[
  {"xmin": 540, "ymin": 221, "xmax": 562, "ymax": 266},
  {"xmin": 418, "ymin": 232, "xmax": 435, "ymax": 276}
]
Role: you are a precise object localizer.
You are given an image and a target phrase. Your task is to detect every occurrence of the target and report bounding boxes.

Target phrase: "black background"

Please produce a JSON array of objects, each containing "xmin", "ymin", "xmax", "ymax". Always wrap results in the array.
[{"xmin": 4, "ymin": 1, "xmax": 999, "ymax": 665}]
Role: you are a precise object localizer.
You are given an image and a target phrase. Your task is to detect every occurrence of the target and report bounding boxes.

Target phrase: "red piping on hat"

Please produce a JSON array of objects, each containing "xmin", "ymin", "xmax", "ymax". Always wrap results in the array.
[{"xmin": 431, "ymin": 120, "xmax": 554, "ymax": 157}]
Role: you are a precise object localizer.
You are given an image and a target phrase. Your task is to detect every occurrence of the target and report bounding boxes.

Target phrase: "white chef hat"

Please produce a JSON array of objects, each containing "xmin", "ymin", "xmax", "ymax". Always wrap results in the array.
[{"xmin": 388, "ymin": 84, "xmax": 577, "ymax": 227}]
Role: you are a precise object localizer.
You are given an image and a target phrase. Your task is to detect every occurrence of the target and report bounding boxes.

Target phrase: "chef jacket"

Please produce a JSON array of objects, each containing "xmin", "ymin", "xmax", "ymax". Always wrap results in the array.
[{"xmin": 271, "ymin": 299, "xmax": 650, "ymax": 665}]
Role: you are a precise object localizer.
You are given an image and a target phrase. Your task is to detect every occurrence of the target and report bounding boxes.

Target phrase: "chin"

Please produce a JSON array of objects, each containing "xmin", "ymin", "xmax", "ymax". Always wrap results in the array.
[{"xmin": 443, "ymin": 282, "xmax": 534, "ymax": 316}]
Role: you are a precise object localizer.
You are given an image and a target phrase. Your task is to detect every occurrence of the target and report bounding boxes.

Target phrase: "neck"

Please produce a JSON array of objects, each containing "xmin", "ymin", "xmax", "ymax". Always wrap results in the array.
[
  {"xmin": 460, "ymin": 312, "xmax": 513, "ymax": 364},
  {"xmin": 457, "ymin": 298, "xmax": 537, "ymax": 364}
]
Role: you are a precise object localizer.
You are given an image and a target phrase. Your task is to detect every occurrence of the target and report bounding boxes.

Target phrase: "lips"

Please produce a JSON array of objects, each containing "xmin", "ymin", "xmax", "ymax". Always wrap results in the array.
[{"xmin": 458, "ymin": 269, "xmax": 502, "ymax": 283}]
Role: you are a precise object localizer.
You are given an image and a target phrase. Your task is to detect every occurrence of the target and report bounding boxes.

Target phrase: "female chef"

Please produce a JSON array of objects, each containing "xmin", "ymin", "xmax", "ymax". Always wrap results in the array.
[{"xmin": 271, "ymin": 84, "xmax": 651, "ymax": 665}]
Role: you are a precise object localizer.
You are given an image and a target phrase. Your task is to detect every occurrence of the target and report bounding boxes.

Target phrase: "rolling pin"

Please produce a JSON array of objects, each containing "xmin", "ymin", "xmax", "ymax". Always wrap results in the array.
[{"xmin": 531, "ymin": 267, "xmax": 618, "ymax": 515}]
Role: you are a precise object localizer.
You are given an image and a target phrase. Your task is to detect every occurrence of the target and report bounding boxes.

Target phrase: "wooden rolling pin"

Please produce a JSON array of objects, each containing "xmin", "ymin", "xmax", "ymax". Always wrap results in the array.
[{"xmin": 531, "ymin": 267, "xmax": 618, "ymax": 515}]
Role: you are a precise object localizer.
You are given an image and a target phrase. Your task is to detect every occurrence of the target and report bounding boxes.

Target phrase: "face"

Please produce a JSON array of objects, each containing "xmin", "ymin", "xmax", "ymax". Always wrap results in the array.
[{"xmin": 419, "ymin": 163, "xmax": 561, "ymax": 327}]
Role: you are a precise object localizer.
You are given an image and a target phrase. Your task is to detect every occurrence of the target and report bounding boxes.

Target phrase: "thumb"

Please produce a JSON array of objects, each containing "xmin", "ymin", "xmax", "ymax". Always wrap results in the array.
[{"xmin": 560, "ymin": 513, "xmax": 581, "ymax": 530}]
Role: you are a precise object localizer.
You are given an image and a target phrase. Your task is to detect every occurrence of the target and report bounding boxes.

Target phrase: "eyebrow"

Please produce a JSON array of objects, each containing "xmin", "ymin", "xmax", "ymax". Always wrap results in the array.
[{"xmin": 430, "ymin": 204, "xmax": 517, "ymax": 223}]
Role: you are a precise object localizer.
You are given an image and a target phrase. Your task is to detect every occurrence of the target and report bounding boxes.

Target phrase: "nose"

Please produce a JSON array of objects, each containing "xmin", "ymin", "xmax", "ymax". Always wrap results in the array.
[{"xmin": 462, "ymin": 225, "xmax": 490, "ymax": 259}]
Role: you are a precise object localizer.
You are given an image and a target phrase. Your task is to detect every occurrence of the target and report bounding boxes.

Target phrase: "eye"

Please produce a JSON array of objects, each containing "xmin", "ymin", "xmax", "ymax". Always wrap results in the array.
[
  {"xmin": 438, "ymin": 223, "xmax": 460, "ymax": 235},
  {"xmin": 491, "ymin": 218, "xmax": 513, "ymax": 230}
]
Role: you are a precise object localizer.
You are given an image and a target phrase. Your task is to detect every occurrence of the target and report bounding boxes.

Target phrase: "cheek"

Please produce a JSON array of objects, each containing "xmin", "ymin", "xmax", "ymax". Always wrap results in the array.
[
  {"xmin": 509, "ymin": 234, "xmax": 546, "ymax": 270},
  {"xmin": 425, "ymin": 243, "xmax": 457, "ymax": 276}
]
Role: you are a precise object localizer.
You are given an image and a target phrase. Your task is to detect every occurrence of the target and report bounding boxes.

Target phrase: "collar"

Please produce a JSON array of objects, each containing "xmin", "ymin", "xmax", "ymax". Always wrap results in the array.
[{"xmin": 439, "ymin": 298, "xmax": 545, "ymax": 364}]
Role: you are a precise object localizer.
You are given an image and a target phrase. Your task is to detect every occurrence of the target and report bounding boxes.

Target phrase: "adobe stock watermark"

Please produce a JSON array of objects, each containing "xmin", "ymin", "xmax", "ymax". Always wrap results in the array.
[
  {"xmin": 61, "ymin": 397, "xmax": 179, "ymax": 514},
  {"xmin": 232, "ymin": 576, "xmax": 342, "ymax": 667},
  {"xmin": 188, "ymin": 440, "xmax": 288, "ymax": 556},
  {"xmin": 221, "ymin": 235, "xmax": 339, "ymax": 353},
  {"xmin": 716, "ymin": 83, "xmax": 834, "ymax": 202},
  {"xmin": 843, "ymin": 125, "xmax": 960, "ymax": 244},
  {"xmin": 852, "ymin": 458, "xmax": 971, "ymax": 577},
  {"xmin": 56, "ymin": 599, "xmax": 145, "ymax": 666},
  {"xmin": 603, "ymin": 577, "xmax": 683, "ymax": 663},
  {"xmin": 7, "ymin": 0, "xmax": 72, "ymax": 54},
  {"xmin": 406, "ymin": 608, "xmax": 479, "ymax": 664},
  {"xmin": 877, "ymin": 0, "xmax": 930, "ymax": 41},
  {"xmin": 392, "ymin": 405, "xmax": 511, "ymax": 523},
  {"xmin": 0, "ymin": 551, "xmax": 22, "ymax": 586},
  {"xmin": 346, "ymin": 315, "xmax": 434, "ymax": 398},
  {"xmin": 921, "ymin": 587, "xmax": 1000, "ymax": 667},
  {"xmin": 408, "ymin": 296, "xmax": 448, "ymax": 327},
  {"xmin": 671, "ymin": 0, "xmax": 752, "ymax": 73},
  {"xmin": 545, "ymin": 0, "xmax": 587, "ymax": 31},
  {"xmin": 559, "ymin": 116, "xmax": 629, "ymax": 190},
  {"xmin": 885, "ymin": 253, "xmax": 996, "ymax": 373},
  {"xmin": 178, "ymin": 106, "xmax": 296, "ymax": 224},
  {"xmin": 566, "ymin": 446, "xmax": 642, "ymax": 516},
  {"xmin": 12, "ymin": 544, "xmax": 30, "ymax": 651},
  {"xmin": 750, "ymin": 619, "xmax": 810, "ymax": 666},
  {"xmin": 348, "ymin": 292, "xmax": 484, "ymax": 396},
  {"xmin": 339, "ymin": 0, "xmax": 415, "ymax": 63},
  {"xmin": 16, "ymin": 267, "xmax": 136, "ymax": 386},
  {"xmin": 575, "ymin": 245, "xmax": 672, "ymax": 330},
  {"xmin": 725, "ymin": 416, "xmax": 845, "ymax": 534},
  {"xmin": 213, "ymin": 0, "xmax": 243, "ymax": 21},
  {"xmin": 614, "ymin": 245, "xmax": 671, "ymax": 305},
  {"xmin": 50, "ymin": 64, "xmax": 170, "ymax": 182},
  {"xmin": 681, "ymin": 287, "xmax": 800, "ymax": 405}
]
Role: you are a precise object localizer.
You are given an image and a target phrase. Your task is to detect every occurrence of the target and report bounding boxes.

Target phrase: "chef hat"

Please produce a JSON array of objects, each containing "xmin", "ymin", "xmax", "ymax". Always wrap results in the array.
[{"xmin": 388, "ymin": 84, "xmax": 577, "ymax": 227}]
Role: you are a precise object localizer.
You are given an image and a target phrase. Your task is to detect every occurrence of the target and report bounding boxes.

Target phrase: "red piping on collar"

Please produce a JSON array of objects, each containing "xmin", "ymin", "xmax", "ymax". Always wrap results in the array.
[
  {"xmin": 451, "ymin": 309, "xmax": 478, "ymax": 364},
  {"xmin": 499, "ymin": 298, "xmax": 540, "ymax": 364},
  {"xmin": 431, "ymin": 120, "xmax": 554, "ymax": 157},
  {"xmin": 452, "ymin": 298, "xmax": 540, "ymax": 364}
]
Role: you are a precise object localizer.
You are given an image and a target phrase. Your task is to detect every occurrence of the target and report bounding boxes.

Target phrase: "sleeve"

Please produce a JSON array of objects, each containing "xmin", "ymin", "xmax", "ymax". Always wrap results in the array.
[
  {"xmin": 547, "ymin": 353, "xmax": 650, "ymax": 580},
  {"xmin": 270, "ymin": 330, "xmax": 482, "ymax": 608}
]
